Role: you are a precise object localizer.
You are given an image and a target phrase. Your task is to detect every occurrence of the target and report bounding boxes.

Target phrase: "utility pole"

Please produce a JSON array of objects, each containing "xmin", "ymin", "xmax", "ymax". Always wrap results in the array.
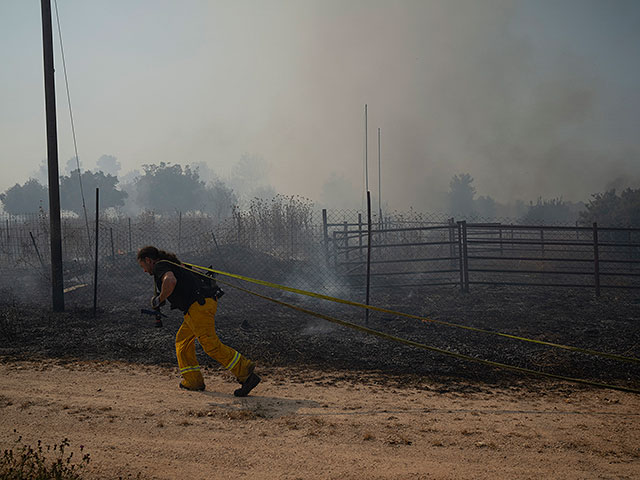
[
  {"xmin": 378, "ymin": 127, "xmax": 382, "ymax": 222},
  {"xmin": 41, "ymin": 0, "xmax": 65, "ymax": 311},
  {"xmin": 364, "ymin": 104, "xmax": 369, "ymax": 193}
]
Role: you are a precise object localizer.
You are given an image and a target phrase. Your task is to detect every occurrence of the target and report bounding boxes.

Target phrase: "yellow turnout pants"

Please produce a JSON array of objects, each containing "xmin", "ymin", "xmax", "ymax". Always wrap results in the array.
[{"xmin": 175, "ymin": 297, "xmax": 254, "ymax": 390}]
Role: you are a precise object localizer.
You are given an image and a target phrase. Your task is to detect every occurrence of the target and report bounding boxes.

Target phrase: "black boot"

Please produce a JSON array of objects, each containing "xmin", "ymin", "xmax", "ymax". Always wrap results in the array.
[{"xmin": 234, "ymin": 373, "xmax": 261, "ymax": 397}]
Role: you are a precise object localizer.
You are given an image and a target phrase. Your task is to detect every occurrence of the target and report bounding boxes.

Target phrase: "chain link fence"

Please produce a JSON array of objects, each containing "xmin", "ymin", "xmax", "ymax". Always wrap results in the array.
[{"xmin": 1, "ymin": 206, "xmax": 639, "ymax": 309}]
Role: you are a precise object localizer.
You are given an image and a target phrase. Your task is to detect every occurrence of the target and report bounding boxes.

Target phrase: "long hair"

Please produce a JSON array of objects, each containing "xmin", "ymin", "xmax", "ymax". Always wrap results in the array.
[{"xmin": 137, "ymin": 246, "xmax": 180, "ymax": 264}]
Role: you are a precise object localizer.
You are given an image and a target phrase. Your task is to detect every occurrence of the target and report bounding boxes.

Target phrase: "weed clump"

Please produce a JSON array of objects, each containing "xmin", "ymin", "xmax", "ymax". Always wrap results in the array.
[{"xmin": 0, "ymin": 431, "xmax": 90, "ymax": 480}]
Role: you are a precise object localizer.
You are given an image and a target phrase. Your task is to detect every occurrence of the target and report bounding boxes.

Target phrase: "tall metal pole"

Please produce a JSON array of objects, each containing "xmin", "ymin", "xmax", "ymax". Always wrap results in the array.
[
  {"xmin": 365, "ymin": 191, "xmax": 372, "ymax": 326},
  {"xmin": 93, "ymin": 188, "xmax": 99, "ymax": 317},
  {"xmin": 364, "ymin": 104, "xmax": 369, "ymax": 194},
  {"xmin": 378, "ymin": 127, "xmax": 382, "ymax": 223},
  {"xmin": 41, "ymin": 0, "xmax": 64, "ymax": 311}
]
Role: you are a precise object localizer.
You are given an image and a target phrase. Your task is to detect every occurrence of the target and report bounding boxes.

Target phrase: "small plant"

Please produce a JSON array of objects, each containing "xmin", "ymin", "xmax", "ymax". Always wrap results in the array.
[{"xmin": 0, "ymin": 431, "xmax": 90, "ymax": 480}]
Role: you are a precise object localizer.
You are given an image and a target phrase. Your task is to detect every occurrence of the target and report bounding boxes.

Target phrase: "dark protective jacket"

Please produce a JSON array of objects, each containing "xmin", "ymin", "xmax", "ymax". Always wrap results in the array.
[{"xmin": 153, "ymin": 260, "xmax": 217, "ymax": 313}]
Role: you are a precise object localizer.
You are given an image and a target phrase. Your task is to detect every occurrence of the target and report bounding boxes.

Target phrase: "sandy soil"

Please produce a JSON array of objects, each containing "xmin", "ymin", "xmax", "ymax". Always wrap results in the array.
[{"xmin": 1, "ymin": 359, "xmax": 638, "ymax": 480}]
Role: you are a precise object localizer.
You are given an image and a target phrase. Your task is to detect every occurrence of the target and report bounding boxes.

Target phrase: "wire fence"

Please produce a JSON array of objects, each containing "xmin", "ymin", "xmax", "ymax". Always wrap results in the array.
[
  {"xmin": 1, "ymin": 208, "xmax": 639, "ymax": 309},
  {"xmin": 328, "ymin": 217, "xmax": 640, "ymax": 294}
]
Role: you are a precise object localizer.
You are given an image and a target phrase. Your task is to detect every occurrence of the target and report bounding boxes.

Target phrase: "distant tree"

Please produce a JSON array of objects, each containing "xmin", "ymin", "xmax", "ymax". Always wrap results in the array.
[
  {"xmin": 448, "ymin": 173, "xmax": 476, "ymax": 217},
  {"xmin": 191, "ymin": 161, "xmax": 219, "ymax": 185},
  {"xmin": 495, "ymin": 199, "xmax": 528, "ymax": 219},
  {"xmin": 96, "ymin": 154, "xmax": 121, "ymax": 177},
  {"xmin": 513, "ymin": 199, "xmax": 527, "ymax": 219},
  {"xmin": 64, "ymin": 156, "xmax": 83, "ymax": 175},
  {"xmin": 579, "ymin": 188, "xmax": 640, "ymax": 226},
  {"xmin": 475, "ymin": 195, "xmax": 496, "ymax": 219},
  {"xmin": 60, "ymin": 170, "xmax": 127, "ymax": 214},
  {"xmin": 29, "ymin": 158, "xmax": 48, "ymax": 184},
  {"xmin": 119, "ymin": 169, "xmax": 141, "ymax": 185},
  {"xmin": 135, "ymin": 162, "xmax": 206, "ymax": 213},
  {"xmin": 203, "ymin": 180, "xmax": 238, "ymax": 222},
  {"xmin": 0, "ymin": 179, "xmax": 49, "ymax": 214},
  {"xmin": 520, "ymin": 197, "xmax": 579, "ymax": 225}
]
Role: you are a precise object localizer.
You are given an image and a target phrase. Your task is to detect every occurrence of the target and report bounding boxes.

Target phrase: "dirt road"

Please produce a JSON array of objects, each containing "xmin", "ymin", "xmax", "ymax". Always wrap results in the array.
[{"xmin": 0, "ymin": 359, "xmax": 638, "ymax": 479}]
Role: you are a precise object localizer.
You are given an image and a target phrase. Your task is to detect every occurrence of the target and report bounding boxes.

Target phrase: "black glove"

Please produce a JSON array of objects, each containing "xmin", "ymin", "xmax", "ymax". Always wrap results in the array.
[{"xmin": 151, "ymin": 295, "xmax": 165, "ymax": 309}]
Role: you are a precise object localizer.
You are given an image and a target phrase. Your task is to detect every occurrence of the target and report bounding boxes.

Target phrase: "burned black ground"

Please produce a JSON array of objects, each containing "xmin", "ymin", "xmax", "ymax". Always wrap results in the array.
[{"xmin": 1, "ymin": 270, "xmax": 638, "ymax": 395}]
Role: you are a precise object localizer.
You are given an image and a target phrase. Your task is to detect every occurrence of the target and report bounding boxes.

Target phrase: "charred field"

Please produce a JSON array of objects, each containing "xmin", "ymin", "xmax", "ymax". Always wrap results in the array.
[{"xmin": 1, "ymin": 268, "xmax": 639, "ymax": 395}]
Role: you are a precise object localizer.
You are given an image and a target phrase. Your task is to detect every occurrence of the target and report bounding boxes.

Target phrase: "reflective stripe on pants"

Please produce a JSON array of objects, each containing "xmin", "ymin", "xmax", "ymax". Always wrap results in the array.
[{"xmin": 176, "ymin": 298, "xmax": 254, "ymax": 386}]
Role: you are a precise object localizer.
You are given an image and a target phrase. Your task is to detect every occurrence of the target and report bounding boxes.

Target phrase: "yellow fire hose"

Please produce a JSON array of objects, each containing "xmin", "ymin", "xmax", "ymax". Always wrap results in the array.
[{"xmin": 170, "ymin": 261, "xmax": 640, "ymax": 394}]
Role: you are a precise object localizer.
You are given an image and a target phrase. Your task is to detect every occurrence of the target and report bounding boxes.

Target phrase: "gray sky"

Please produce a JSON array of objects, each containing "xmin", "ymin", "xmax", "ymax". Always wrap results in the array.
[{"xmin": 1, "ymin": 0, "xmax": 639, "ymax": 210}]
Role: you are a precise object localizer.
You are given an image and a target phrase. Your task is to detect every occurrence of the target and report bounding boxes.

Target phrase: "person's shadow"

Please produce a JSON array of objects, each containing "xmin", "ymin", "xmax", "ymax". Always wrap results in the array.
[{"xmin": 202, "ymin": 390, "xmax": 321, "ymax": 418}]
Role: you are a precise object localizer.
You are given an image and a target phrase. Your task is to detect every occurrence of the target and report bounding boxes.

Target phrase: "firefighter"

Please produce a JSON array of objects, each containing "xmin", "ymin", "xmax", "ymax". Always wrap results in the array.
[{"xmin": 137, "ymin": 246, "xmax": 261, "ymax": 397}]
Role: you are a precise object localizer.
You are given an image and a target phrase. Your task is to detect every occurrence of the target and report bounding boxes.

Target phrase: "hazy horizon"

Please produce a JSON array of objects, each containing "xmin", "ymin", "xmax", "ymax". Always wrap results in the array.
[{"xmin": 1, "ymin": 0, "xmax": 639, "ymax": 212}]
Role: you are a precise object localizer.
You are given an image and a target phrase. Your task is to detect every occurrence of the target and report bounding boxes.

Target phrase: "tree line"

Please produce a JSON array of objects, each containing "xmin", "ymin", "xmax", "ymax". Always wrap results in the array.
[
  {"xmin": 2, "ymin": 163, "xmax": 639, "ymax": 227},
  {"xmin": 0, "ymin": 162, "xmax": 236, "ymax": 221},
  {"xmin": 447, "ymin": 173, "xmax": 640, "ymax": 226}
]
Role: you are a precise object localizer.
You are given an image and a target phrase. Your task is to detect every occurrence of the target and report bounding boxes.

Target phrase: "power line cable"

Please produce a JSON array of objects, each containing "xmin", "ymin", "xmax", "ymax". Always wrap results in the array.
[{"xmin": 53, "ymin": 0, "xmax": 92, "ymax": 252}]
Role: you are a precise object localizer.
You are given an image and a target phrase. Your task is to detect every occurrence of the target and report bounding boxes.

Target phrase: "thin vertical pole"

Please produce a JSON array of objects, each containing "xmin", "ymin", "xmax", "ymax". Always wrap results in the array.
[
  {"xmin": 448, "ymin": 218, "xmax": 455, "ymax": 269},
  {"xmin": 365, "ymin": 191, "xmax": 372, "ymax": 325},
  {"xmin": 358, "ymin": 213, "xmax": 363, "ymax": 257},
  {"xmin": 462, "ymin": 221, "xmax": 469, "ymax": 292},
  {"xmin": 29, "ymin": 232, "xmax": 45, "ymax": 269},
  {"xmin": 378, "ymin": 127, "xmax": 382, "ymax": 223},
  {"xmin": 93, "ymin": 188, "xmax": 99, "ymax": 317},
  {"xmin": 593, "ymin": 222, "xmax": 600, "ymax": 297},
  {"xmin": 343, "ymin": 221, "xmax": 349, "ymax": 261},
  {"xmin": 128, "ymin": 217, "xmax": 132, "ymax": 253},
  {"xmin": 109, "ymin": 227, "xmax": 115, "ymax": 259},
  {"xmin": 41, "ymin": 0, "xmax": 64, "ymax": 312},
  {"xmin": 457, "ymin": 222, "xmax": 464, "ymax": 292},
  {"xmin": 322, "ymin": 209, "xmax": 329, "ymax": 267},
  {"xmin": 364, "ymin": 104, "xmax": 369, "ymax": 194}
]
